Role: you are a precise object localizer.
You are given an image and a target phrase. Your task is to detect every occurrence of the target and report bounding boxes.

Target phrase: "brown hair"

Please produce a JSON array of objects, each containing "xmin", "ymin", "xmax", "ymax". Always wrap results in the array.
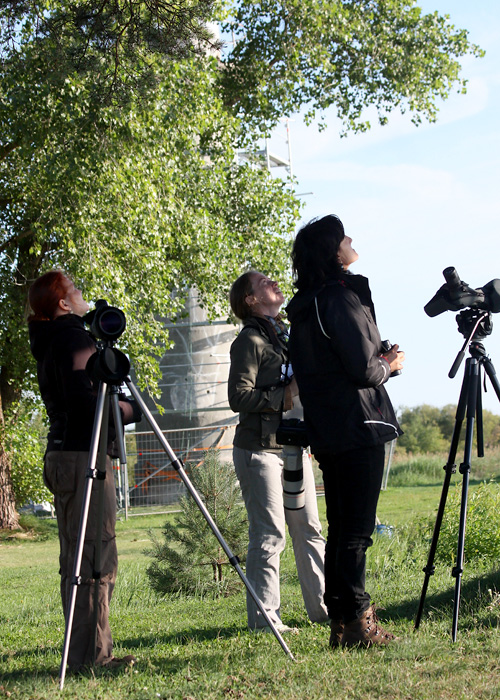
[
  {"xmin": 28, "ymin": 270, "xmax": 71, "ymax": 322},
  {"xmin": 229, "ymin": 271, "xmax": 258, "ymax": 321}
]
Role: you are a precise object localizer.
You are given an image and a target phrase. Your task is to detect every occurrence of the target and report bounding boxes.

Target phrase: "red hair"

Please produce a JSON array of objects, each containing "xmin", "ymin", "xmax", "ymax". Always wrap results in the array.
[{"xmin": 28, "ymin": 270, "xmax": 71, "ymax": 322}]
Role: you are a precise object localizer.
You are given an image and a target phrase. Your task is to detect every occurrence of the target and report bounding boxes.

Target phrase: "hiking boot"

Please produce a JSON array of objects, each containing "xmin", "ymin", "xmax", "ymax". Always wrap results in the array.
[
  {"xmin": 329, "ymin": 619, "xmax": 344, "ymax": 648},
  {"xmin": 102, "ymin": 655, "xmax": 137, "ymax": 669},
  {"xmin": 341, "ymin": 607, "xmax": 396, "ymax": 648}
]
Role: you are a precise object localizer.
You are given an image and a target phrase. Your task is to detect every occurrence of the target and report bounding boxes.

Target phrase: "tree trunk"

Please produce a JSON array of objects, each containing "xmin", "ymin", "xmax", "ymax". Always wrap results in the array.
[
  {"xmin": 0, "ymin": 235, "xmax": 45, "ymax": 529},
  {"xmin": 0, "ymin": 448, "xmax": 19, "ymax": 530}
]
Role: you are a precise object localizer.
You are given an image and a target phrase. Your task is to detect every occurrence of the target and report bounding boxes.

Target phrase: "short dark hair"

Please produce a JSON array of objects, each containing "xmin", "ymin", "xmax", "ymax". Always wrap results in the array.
[
  {"xmin": 28, "ymin": 270, "xmax": 71, "ymax": 321},
  {"xmin": 230, "ymin": 271, "xmax": 258, "ymax": 321},
  {"xmin": 292, "ymin": 215, "xmax": 345, "ymax": 290}
]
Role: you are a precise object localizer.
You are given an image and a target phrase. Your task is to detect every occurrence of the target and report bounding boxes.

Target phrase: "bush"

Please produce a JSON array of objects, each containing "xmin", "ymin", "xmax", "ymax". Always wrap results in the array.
[
  {"xmin": 6, "ymin": 401, "xmax": 51, "ymax": 508},
  {"xmin": 387, "ymin": 453, "xmax": 445, "ymax": 486},
  {"xmin": 431, "ymin": 481, "xmax": 500, "ymax": 564},
  {"xmin": 145, "ymin": 449, "xmax": 248, "ymax": 597}
]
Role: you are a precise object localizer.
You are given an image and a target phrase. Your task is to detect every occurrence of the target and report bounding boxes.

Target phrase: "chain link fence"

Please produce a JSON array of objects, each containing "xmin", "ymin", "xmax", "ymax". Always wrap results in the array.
[
  {"xmin": 113, "ymin": 426, "xmax": 396, "ymax": 518},
  {"xmin": 115, "ymin": 424, "xmax": 235, "ymax": 516}
]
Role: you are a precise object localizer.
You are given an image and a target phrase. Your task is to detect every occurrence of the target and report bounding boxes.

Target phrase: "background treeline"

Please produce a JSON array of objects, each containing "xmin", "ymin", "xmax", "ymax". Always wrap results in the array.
[{"xmin": 396, "ymin": 404, "xmax": 500, "ymax": 454}]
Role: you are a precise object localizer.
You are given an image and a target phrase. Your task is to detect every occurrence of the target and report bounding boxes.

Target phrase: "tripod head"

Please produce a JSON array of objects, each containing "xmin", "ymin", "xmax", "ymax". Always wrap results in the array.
[
  {"xmin": 448, "ymin": 310, "xmax": 492, "ymax": 380},
  {"xmin": 456, "ymin": 308, "xmax": 492, "ymax": 343},
  {"xmin": 424, "ymin": 268, "xmax": 498, "ymax": 378}
]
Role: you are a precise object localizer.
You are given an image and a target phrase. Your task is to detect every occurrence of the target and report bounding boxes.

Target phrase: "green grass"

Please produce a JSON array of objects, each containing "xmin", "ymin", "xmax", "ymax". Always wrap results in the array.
[
  {"xmin": 387, "ymin": 446, "xmax": 500, "ymax": 487},
  {"xmin": 2, "ymin": 466, "xmax": 500, "ymax": 699}
]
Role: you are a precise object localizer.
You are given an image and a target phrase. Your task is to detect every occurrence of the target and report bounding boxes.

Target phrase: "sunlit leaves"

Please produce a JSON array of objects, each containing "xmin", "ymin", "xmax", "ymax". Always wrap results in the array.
[{"xmin": 220, "ymin": 0, "xmax": 484, "ymax": 134}]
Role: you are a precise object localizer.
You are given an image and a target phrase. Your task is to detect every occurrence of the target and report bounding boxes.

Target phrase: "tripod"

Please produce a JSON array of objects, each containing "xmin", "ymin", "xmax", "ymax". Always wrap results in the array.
[
  {"xmin": 414, "ymin": 310, "xmax": 500, "ymax": 640},
  {"xmin": 59, "ymin": 343, "xmax": 295, "ymax": 690}
]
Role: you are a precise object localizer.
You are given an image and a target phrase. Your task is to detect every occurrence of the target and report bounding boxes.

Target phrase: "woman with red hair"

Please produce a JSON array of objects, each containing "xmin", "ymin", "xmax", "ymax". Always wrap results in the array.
[{"xmin": 28, "ymin": 270, "xmax": 137, "ymax": 672}]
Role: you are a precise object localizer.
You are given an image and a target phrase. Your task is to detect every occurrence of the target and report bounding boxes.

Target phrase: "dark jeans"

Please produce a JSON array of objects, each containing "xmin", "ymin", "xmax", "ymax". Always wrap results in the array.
[{"xmin": 317, "ymin": 444, "xmax": 385, "ymax": 624}]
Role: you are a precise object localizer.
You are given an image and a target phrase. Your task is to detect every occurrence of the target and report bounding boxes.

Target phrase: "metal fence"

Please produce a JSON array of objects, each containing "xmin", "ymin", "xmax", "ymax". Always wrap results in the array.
[
  {"xmin": 114, "ymin": 426, "xmax": 396, "ymax": 518},
  {"xmin": 116, "ymin": 424, "xmax": 235, "ymax": 516}
]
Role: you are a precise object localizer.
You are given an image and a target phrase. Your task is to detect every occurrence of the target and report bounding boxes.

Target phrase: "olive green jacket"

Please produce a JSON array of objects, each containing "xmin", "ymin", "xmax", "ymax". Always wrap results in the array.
[{"xmin": 228, "ymin": 316, "xmax": 288, "ymax": 453}]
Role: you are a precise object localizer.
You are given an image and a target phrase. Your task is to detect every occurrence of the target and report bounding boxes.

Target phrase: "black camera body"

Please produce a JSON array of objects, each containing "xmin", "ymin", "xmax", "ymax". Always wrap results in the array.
[
  {"xmin": 276, "ymin": 418, "xmax": 309, "ymax": 448},
  {"xmin": 381, "ymin": 339, "xmax": 402, "ymax": 377}
]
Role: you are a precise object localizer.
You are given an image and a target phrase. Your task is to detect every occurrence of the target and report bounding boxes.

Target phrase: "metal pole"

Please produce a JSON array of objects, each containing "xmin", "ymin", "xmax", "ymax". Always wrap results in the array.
[{"xmin": 125, "ymin": 377, "xmax": 296, "ymax": 661}]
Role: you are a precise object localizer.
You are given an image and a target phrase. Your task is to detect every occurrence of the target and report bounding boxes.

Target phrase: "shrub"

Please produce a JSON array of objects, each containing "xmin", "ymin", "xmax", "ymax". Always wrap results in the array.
[
  {"xmin": 6, "ymin": 401, "xmax": 51, "ymax": 508},
  {"xmin": 145, "ymin": 449, "xmax": 248, "ymax": 597},
  {"xmin": 431, "ymin": 481, "xmax": 500, "ymax": 563}
]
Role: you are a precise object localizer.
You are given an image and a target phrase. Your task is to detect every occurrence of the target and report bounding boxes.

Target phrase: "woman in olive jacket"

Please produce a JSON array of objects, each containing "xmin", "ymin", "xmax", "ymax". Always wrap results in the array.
[
  {"xmin": 286, "ymin": 215, "xmax": 404, "ymax": 648},
  {"xmin": 228, "ymin": 270, "xmax": 328, "ymax": 632}
]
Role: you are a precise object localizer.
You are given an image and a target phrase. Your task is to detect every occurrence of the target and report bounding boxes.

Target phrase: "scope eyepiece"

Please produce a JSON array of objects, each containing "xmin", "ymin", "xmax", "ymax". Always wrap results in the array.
[{"xmin": 442, "ymin": 267, "xmax": 462, "ymax": 291}]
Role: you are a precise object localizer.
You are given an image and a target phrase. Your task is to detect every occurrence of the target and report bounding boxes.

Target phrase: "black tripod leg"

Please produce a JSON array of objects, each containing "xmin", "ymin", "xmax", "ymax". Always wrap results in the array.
[
  {"xmin": 110, "ymin": 386, "xmax": 129, "ymax": 518},
  {"xmin": 124, "ymin": 377, "xmax": 296, "ymax": 662},
  {"xmin": 59, "ymin": 381, "xmax": 108, "ymax": 690},
  {"xmin": 482, "ymin": 355, "xmax": 500, "ymax": 403},
  {"xmin": 476, "ymin": 370, "xmax": 484, "ymax": 459},
  {"xmin": 414, "ymin": 365, "xmax": 469, "ymax": 630},
  {"xmin": 451, "ymin": 359, "xmax": 479, "ymax": 641}
]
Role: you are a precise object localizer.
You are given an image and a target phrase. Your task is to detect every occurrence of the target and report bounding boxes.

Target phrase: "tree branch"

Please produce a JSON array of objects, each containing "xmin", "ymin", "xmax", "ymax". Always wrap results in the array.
[
  {"xmin": 0, "ymin": 141, "xmax": 20, "ymax": 161},
  {"xmin": 0, "ymin": 228, "xmax": 34, "ymax": 255}
]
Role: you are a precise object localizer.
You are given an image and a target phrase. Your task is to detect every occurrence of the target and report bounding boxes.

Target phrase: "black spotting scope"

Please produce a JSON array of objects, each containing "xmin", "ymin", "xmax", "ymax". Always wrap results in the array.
[{"xmin": 424, "ymin": 267, "xmax": 500, "ymax": 318}]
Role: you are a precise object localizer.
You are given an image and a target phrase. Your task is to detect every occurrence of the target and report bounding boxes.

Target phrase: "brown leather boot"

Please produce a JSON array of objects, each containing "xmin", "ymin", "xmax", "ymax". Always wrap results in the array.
[
  {"xmin": 329, "ymin": 620, "xmax": 344, "ymax": 648},
  {"xmin": 341, "ymin": 607, "xmax": 396, "ymax": 647}
]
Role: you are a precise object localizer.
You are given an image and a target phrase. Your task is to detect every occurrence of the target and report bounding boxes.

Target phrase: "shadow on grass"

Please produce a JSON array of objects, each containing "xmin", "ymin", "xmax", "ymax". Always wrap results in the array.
[
  {"xmin": 123, "ymin": 620, "xmax": 245, "ymax": 648},
  {"xmin": 383, "ymin": 566, "xmax": 500, "ymax": 628},
  {"xmin": 0, "ymin": 623, "xmax": 266, "ymax": 683}
]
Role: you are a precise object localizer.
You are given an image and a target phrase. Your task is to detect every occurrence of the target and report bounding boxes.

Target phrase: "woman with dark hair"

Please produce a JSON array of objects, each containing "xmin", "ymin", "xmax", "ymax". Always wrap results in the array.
[
  {"xmin": 228, "ymin": 270, "xmax": 328, "ymax": 632},
  {"xmin": 286, "ymin": 215, "xmax": 404, "ymax": 647},
  {"xmin": 28, "ymin": 270, "xmax": 138, "ymax": 672}
]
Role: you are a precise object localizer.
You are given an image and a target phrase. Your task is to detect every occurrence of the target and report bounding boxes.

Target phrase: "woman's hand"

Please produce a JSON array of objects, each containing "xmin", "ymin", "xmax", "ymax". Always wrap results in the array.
[
  {"xmin": 288, "ymin": 375, "xmax": 299, "ymax": 398},
  {"xmin": 382, "ymin": 344, "xmax": 405, "ymax": 373},
  {"xmin": 283, "ymin": 376, "xmax": 299, "ymax": 411}
]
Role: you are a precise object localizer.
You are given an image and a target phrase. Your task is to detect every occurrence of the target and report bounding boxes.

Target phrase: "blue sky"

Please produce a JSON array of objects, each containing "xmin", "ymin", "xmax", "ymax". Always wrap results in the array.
[{"xmin": 274, "ymin": 1, "xmax": 500, "ymax": 415}]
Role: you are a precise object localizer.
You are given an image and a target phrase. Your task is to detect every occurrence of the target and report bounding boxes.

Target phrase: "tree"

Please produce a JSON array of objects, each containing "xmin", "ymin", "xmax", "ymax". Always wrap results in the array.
[
  {"xmin": 0, "ymin": 51, "xmax": 300, "ymax": 528},
  {"xmin": 6, "ymin": 398, "xmax": 51, "ymax": 508},
  {"xmin": 397, "ymin": 404, "xmax": 449, "ymax": 454},
  {"xmin": 397, "ymin": 404, "xmax": 500, "ymax": 454},
  {"xmin": 221, "ymin": 0, "xmax": 483, "ymax": 133},
  {"xmin": 146, "ymin": 450, "xmax": 248, "ymax": 596},
  {"xmin": 0, "ymin": 0, "xmax": 484, "ymax": 526},
  {"xmin": 0, "ymin": 0, "xmax": 219, "ymax": 104}
]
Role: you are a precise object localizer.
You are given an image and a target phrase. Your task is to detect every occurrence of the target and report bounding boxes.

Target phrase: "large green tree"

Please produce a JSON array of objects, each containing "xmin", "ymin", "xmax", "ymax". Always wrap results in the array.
[
  {"xmin": 0, "ymin": 52, "xmax": 299, "ymax": 527},
  {"xmin": 0, "ymin": 0, "xmax": 483, "ymax": 527}
]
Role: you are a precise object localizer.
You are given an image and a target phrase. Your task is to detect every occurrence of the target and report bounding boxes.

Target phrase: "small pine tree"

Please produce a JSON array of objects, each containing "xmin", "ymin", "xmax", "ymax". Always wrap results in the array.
[{"xmin": 145, "ymin": 449, "xmax": 248, "ymax": 597}]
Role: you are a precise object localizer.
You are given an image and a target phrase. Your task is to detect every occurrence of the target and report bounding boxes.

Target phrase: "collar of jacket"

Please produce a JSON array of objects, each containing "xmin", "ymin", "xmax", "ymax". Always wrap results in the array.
[
  {"xmin": 319, "ymin": 273, "xmax": 376, "ymax": 321},
  {"xmin": 243, "ymin": 315, "xmax": 285, "ymax": 354}
]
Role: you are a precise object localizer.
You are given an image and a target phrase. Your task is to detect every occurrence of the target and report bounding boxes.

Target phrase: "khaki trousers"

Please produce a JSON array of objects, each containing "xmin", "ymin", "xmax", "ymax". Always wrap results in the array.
[
  {"xmin": 44, "ymin": 451, "xmax": 118, "ymax": 669},
  {"xmin": 233, "ymin": 446, "xmax": 328, "ymax": 629}
]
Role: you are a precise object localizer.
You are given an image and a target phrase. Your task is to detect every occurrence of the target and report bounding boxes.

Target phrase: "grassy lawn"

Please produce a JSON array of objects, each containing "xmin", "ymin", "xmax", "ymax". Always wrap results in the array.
[{"xmin": 1, "ymin": 466, "xmax": 500, "ymax": 699}]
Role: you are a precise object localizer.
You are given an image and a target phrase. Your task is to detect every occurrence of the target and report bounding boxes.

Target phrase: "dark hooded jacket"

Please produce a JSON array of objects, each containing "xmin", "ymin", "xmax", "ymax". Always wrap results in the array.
[
  {"xmin": 29, "ymin": 314, "xmax": 113, "ymax": 452},
  {"xmin": 286, "ymin": 273, "xmax": 401, "ymax": 456}
]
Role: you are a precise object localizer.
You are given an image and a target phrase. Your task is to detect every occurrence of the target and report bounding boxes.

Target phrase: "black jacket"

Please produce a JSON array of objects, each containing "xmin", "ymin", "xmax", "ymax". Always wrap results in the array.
[
  {"xmin": 29, "ymin": 314, "xmax": 125, "ymax": 453},
  {"xmin": 286, "ymin": 273, "xmax": 401, "ymax": 455}
]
